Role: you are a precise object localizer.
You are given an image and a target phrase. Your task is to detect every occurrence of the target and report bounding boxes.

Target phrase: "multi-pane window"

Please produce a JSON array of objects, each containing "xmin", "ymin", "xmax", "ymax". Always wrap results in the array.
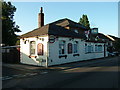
[
  {"xmin": 98, "ymin": 45, "xmax": 102, "ymax": 52},
  {"xmin": 95, "ymin": 45, "xmax": 103, "ymax": 52},
  {"xmin": 87, "ymin": 45, "xmax": 91, "ymax": 53},
  {"xmin": 30, "ymin": 41, "xmax": 36, "ymax": 55},
  {"xmin": 95, "ymin": 45, "xmax": 98, "ymax": 52},
  {"xmin": 85, "ymin": 43, "xmax": 94, "ymax": 53},
  {"xmin": 73, "ymin": 41, "xmax": 78, "ymax": 53},
  {"xmin": 59, "ymin": 41, "xmax": 66, "ymax": 54},
  {"xmin": 85, "ymin": 43, "xmax": 103, "ymax": 53},
  {"xmin": 37, "ymin": 43, "xmax": 44, "ymax": 55},
  {"xmin": 68, "ymin": 43, "xmax": 72, "ymax": 54},
  {"xmin": 91, "ymin": 45, "xmax": 94, "ymax": 52}
]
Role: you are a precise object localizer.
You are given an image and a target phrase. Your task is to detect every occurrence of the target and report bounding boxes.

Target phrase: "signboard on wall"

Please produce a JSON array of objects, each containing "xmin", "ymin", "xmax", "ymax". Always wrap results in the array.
[{"xmin": 49, "ymin": 35, "xmax": 55, "ymax": 43}]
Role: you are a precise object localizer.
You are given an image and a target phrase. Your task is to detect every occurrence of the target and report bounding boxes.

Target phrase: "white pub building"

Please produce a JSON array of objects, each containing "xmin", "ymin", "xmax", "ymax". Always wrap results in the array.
[{"xmin": 20, "ymin": 7, "xmax": 108, "ymax": 67}]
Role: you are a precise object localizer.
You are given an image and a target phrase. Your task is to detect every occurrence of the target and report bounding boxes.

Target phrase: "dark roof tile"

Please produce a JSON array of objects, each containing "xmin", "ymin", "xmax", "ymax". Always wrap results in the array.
[
  {"xmin": 52, "ymin": 18, "xmax": 87, "ymax": 29},
  {"xmin": 20, "ymin": 18, "xmax": 87, "ymax": 38}
]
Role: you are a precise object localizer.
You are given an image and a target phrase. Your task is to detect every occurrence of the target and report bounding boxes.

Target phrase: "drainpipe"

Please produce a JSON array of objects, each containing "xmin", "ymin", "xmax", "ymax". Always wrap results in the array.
[
  {"xmin": 46, "ymin": 56, "xmax": 48, "ymax": 68},
  {"xmin": 46, "ymin": 41, "xmax": 49, "ymax": 68}
]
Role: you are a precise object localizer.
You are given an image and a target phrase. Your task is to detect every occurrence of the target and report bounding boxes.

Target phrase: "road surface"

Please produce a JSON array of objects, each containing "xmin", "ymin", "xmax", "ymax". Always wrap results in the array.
[{"xmin": 2, "ymin": 56, "xmax": 119, "ymax": 88}]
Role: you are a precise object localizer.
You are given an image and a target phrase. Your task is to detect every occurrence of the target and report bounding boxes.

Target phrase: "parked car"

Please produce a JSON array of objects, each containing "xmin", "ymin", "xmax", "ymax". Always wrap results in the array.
[
  {"xmin": 108, "ymin": 52, "xmax": 119, "ymax": 57},
  {"xmin": 113, "ymin": 52, "xmax": 119, "ymax": 56},
  {"xmin": 108, "ymin": 52, "xmax": 115, "ymax": 57}
]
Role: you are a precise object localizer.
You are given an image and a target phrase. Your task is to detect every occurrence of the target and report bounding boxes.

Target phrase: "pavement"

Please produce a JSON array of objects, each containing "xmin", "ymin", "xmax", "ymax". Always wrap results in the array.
[
  {"xmin": 2, "ymin": 63, "xmax": 67, "ymax": 72},
  {"xmin": 2, "ymin": 56, "xmax": 116, "ymax": 72}
]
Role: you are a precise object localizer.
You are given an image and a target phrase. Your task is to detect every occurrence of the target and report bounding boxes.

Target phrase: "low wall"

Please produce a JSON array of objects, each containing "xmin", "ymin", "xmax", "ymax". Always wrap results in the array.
[{"xmin": 2, "ymin": 47, "xmax": 20, "ymax": 63}]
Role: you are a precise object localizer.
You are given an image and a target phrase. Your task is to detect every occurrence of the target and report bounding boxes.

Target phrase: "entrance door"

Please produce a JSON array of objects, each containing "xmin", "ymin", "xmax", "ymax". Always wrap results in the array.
[
  {"xmin": 37, "ymin": 43, "xmax": 45, "ymax": 66},
  {"xmin": 37, "ymin": 43, "xmax": 44, "ymax": 55}
]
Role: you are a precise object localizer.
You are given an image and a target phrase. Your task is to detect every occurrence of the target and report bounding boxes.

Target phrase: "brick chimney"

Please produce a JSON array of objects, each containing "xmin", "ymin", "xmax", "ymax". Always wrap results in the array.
[{"xmin": 38, "ymin": 7, "xmax": 44, "ymax": 28}]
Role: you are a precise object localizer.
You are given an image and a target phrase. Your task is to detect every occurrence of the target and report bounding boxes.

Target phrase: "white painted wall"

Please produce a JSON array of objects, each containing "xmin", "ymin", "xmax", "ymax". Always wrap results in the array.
[
  {"xmin": 48, "ymin": 37, "xmax": 106, "ymax": 66},
  {"xmin": 20, "ymin": 36, "xmax": 48, "ymax": 66},
  {"xmin": 20, "ymin": 36, "xmax": 107, "ymax": 67}
]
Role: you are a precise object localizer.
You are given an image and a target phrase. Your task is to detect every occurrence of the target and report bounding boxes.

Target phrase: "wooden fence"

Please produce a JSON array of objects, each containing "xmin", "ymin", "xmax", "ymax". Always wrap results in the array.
[{"xmin": 2, "ymin": 46, "xmax": 20, "ymax": 63}]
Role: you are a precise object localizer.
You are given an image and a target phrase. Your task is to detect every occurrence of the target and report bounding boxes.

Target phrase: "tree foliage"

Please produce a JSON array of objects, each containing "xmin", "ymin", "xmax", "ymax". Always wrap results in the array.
[
  {"xmin": 113, "ymin": 39, "xmax": 120, "ymax": 52},
  {"xmin": 2, "ymin": 1, "xmax": 21, "ymax": 46},
  {"xmin": 78, "ymin": 14, "xmax": 90, "ymax": 29}
]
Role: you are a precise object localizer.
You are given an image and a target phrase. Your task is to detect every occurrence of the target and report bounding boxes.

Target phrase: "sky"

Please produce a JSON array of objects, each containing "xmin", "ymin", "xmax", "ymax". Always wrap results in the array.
[{"xmin": 11, "ymin": 2, "xmax": 118, "ymax": 37}]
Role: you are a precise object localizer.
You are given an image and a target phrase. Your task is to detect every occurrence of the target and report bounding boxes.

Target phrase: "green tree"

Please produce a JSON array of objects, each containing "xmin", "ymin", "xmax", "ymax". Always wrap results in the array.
[
  {"xmin": 2, "ymin": 1, "xmax": 21, "ymax": 46},
  {"xmin": 78, "ymin": 14, "xmax": 90, "ymax": 29},
  {"xmin": 113, "ymin": 39, "xmax": 120, "ymax": 52}
]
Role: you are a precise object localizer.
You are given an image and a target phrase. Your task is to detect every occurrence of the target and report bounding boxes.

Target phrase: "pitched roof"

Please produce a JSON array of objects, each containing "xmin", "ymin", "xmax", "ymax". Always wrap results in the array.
[
  {"xmin": 21, "ymin": 23, "xmax": 86, "ymax": 39},
  {"xmin": 97, "ymin": 33, "xmax": 112, "ymax": 41},
  {"xmin": 20, "ymin": 18, "xmax": 87, "ymax": 39},
  {"xmin": 52, "ymin": 18, "xmax": 87, "ymax": 29},
  {"xmin": 88, "ymin": 33, "xmax": 113, "ymax": 42},
  {"xmin": 107, "ymin": 35, "xmax": 120, "ymax": 41},
  {"xmin": 20, "ymin": 25, "xmax": 49, "ymax": 38}
]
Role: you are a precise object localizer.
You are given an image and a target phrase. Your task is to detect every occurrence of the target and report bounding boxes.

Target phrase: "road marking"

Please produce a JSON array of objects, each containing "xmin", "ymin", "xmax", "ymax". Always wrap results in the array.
[
  {"xmin": 41, "ymin": 72, "xmax": 48, "ymax": 74},
  {"xmin": 25, "ymin": 73, "xmax": 33, "ymax": 75},
  {"xmin": 28, "ymin": 73, "xmax": 38, "ymax": 76},
  {"xmin": 12, "ymin": 74, "xmax": 23, "ymax": 77},
  {"xmin": 2, "ymin": 74, "xmax": 36, "ymax": 81},
  {"xmin": 2, "ymin": 72, "xmax": 48, "ymax": 81},
  {"xmin": 2, "ymin": 76, "xmax": 13, "ymax": 81},
  {"xmin": 2, "ymin": 76, "xmax": 10, "ymax": 78}
]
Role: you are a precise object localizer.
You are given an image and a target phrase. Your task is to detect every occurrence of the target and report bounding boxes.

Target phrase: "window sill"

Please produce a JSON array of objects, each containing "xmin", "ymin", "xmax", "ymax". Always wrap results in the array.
[
  {"xmin": 29, "ymin": 55, "xmax": 37, "ymax": 58},
  {"xmin": 95, "ymin": 52, "xmax": 103, "ymax": 53},
  {"xmin": 59, "ymin": 55, "xmax": 67, "ymax": 59},
  {"xmin": 85, "ymin": 52, "xmax": 93, "ymax": 54},
  {"xmin": 85, "ymin": 52, "xmax": 103, "ymax": 54},
  {"xmin": 73, "ymin": 54, "xmax": 80, "ymax": 56}
]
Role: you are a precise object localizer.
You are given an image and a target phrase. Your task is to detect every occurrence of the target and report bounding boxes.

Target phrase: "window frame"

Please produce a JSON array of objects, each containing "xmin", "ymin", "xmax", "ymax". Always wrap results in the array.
[
  {"xmin": 73, "ymin": 41, "xmax": 78, "ymax": 53},
  {"xmin": 68, "ymin": 43, "xmax": 73, "ymax": 54},
  {"xmin": 95, "ymin": 45, "xmax": 98, "ymax": 52},
  {"xmin": 87, "ymin": 45, "xmax": 91, "ymax": 53},
  {"xmin": 98, "ymin": 45, "xmax": 103, "ymax": 52},
  {"xmin": 95, "ymin": 44, "xmax": 103, "ymax": 52},
  {"xmin": 59, "ymin": 40, "xmax": 66, "ymax": 55},
  {"xmin": 30, "ymin": 41, "xmax": 36, "ymax": 55},
  {"xmin": 85, "ymin": 43, "xmax": 94, "ymax": 53}
]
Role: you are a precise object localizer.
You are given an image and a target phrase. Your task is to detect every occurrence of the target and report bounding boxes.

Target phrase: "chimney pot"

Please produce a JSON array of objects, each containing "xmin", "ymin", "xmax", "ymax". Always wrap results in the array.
[{"xmin": 40, "ymin": 7, "xmax": 43, "ymax": 13}]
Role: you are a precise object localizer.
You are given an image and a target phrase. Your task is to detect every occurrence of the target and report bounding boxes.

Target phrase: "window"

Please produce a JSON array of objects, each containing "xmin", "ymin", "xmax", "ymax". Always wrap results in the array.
[
  {"xmin": 91, "ymin": 45, "xmax": 94, "ymax": 52},
  {"xmin": 87, "ymin": 45, "xmax": 91, "ymax": 53},
  {"xmin": 95, "ymin": 45, "xmax": 102, "ymax": 52},
  {"xmin": 98, "ymin": 45, "xmax": 102, "ymax": 52},
  {"xmin": 59, "ymin": 41, "xmax": 66, "ymax": 54},
  {"xmin": 37, "ymin": 43, "xmax": 44, "ymax": 55},
  {"xmin": 73, "ymin": 41, "xmax": 78, "ymax": 53},
  {"xmin": 30, "ymin": 41, "xmax": 36, "ymax": 55},
  {"xmin": 68, "ymin": 43, "xmax": 72, "ymax": 54},
  {"xmin": 85, "ymin": 43, "xmax": 94, "ymax": 53},
  {"xmin": 95, "ymin": 45, "xmax": 98, "ymax": 52}
]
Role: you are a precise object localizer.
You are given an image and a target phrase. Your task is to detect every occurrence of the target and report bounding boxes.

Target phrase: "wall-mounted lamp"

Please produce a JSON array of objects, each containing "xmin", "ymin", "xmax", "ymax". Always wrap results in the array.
[
  {"xmin": 75, "ymin": 41, "xmax": 78, "ymax": 43},
  {"xmin": 22, "ymin": 38, "xmax": 25, "ymax": 40},
  {"xmin": 69, "ymin": 38, "xmax": 74, "ymax": 41},
  {"xmin": 36, "ymin": 36, "xmax": 39, "ymax": 40}
]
